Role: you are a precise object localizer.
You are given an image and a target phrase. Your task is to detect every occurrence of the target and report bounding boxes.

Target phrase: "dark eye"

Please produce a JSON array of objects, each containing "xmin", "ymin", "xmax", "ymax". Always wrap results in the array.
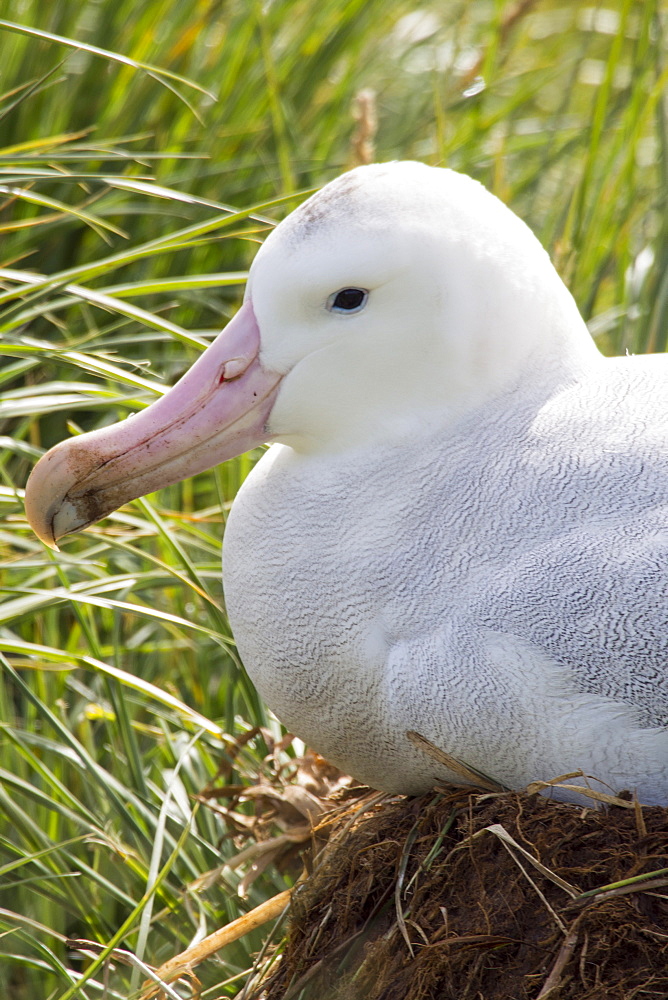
[{"xmin": 328, "ymin": 287, "xmax": 368, "ymax": 313}]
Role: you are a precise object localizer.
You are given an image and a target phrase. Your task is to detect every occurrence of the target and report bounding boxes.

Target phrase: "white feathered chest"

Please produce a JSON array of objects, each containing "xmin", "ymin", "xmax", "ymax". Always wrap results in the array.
[{"xmin": 224, "ymin": 358, "xmax": 668, "ymax": 800}]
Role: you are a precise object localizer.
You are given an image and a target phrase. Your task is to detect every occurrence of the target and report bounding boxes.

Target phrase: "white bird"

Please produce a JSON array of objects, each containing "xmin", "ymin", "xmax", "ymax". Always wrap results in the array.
[{"xmin": 25, "ymin": 162, "xmax": 668, "ymax": 805}]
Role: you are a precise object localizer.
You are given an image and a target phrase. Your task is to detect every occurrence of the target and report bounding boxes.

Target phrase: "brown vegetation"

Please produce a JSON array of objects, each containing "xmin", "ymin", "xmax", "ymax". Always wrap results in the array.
[{"xmin": 256, "ymin": 785, "xmax": 668, "ymax": 1000}]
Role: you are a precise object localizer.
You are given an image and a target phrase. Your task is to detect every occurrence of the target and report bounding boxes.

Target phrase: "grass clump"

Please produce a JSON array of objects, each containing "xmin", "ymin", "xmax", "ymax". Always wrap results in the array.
[{"xmin": 260, "ymin": 788, "xmax": 668, "ymax": 1000}]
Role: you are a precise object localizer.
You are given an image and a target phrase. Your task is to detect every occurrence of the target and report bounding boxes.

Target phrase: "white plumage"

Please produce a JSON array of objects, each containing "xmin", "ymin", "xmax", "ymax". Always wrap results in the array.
[{"xmin": 25, "ymin": 162, "xmax": 668, "ymax": 804}]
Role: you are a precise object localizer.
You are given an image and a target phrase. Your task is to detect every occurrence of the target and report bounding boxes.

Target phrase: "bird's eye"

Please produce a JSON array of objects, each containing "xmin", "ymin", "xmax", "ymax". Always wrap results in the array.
[{"xmin": 327, "ymin": 287, "xmax": 368, "ymax": 313}]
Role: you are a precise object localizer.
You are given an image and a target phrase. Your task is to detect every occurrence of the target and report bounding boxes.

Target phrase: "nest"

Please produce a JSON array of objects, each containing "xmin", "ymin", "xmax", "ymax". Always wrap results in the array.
[
  {"xmin": 253, "ymin": 783, "xmax": 668, "ymax": 1000},
  {"xmin": 139, "ymin": 745, "xmax": 668, "ymax": 1000}
]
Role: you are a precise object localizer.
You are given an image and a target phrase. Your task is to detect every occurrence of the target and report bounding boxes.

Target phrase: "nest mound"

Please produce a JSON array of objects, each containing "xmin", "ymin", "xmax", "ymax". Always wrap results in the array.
[{"xmin": 258, "ymin": 787, "xmax": 668, "ymax": 1000}]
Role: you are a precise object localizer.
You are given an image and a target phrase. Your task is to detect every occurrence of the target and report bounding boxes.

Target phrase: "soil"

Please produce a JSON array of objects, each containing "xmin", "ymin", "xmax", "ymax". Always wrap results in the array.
[{"xmin": 255, "ymin": 787, "xmax": 668, "ymax": 1000}]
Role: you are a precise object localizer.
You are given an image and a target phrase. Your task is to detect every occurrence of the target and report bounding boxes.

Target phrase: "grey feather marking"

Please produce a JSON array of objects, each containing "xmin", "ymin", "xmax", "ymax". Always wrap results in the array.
[{"xmin": 224, "ymin": 355, "xmax": 668, "ymax": 802}]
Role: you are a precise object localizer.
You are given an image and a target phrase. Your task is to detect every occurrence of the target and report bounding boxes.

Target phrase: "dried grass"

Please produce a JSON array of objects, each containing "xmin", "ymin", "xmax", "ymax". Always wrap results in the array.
[{"xmin": 252, "ymin": 786, "xmax": 668, "ymax": 1000}]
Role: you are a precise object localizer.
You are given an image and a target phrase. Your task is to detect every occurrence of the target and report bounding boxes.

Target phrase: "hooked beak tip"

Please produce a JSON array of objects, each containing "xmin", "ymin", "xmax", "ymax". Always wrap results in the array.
[
  {"xmin": 43, "ymin": 530, "xmax": 60, "ymax": 553},
  {"xmin": 24, "ymin": 452, "xmax": 67, "ymax": 550},
  {"xmin": 26, "ymin": 503, "xmax": 60, "ymax": 551}
]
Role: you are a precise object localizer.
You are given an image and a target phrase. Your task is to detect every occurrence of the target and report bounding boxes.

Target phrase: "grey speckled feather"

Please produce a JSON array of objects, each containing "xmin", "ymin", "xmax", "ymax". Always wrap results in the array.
[{"xmin": 225, "ymin": 353, "xmax": 668, "ymax": 803}]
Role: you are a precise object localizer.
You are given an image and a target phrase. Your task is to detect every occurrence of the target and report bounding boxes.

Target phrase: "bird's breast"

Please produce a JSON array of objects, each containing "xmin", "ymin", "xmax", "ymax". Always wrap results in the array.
[{"xmin": 220, "ymin": 373, "xmax": 668, "ymax": 795}]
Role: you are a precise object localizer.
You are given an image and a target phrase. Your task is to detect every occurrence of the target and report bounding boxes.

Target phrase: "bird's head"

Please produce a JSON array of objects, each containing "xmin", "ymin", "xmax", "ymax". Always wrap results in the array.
[{"xmin": 24, "ymin": 161, "xmax": 595, "ymax": 547}]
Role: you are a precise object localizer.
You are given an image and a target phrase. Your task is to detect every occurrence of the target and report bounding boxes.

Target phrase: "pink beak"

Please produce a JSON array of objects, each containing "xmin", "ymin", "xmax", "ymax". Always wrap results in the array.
[{"xmin": 24, "ymin": 301, "xmax": 282, "ymax": 548}]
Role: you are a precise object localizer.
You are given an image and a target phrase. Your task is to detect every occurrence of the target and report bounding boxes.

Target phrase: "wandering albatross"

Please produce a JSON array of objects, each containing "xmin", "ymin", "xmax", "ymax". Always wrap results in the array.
[{"xmin": 24, "ymin": 162, "xmax": 668, "ymax": 805}]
